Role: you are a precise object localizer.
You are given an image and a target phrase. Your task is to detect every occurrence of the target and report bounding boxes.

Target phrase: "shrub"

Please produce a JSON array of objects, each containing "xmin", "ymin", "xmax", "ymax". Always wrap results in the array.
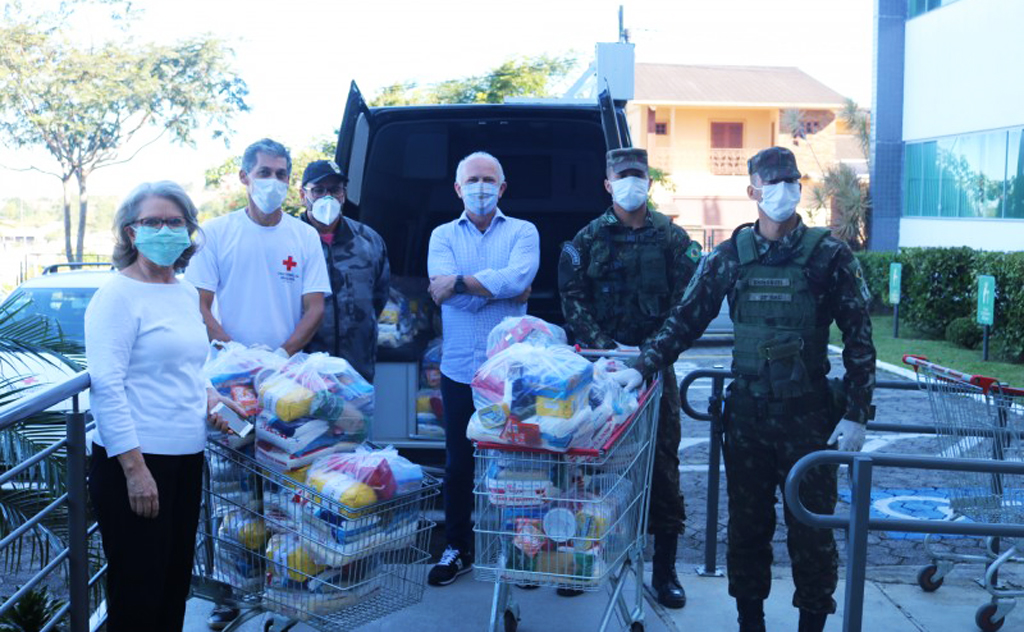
[
  {"xmin": 945, "ymin": 316, "xmax": 982, "ymax": 349},
  {"xmin": 900, "ymin": 247, "xmax": 977, "ymax": 338},
  {"xmin": 854, "ymin": 250, "xmax": 896, "ymax": 313}
]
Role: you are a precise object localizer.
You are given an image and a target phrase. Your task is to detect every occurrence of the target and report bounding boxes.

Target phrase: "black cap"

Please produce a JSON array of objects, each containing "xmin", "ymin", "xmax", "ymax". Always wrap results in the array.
[
  {"xmin": 747, "ymin": 147, "xmax": 801, "ymax": 182},
  {"xmin": 301, "ymin": 160, "xmax": 347, "ymax": 187}
]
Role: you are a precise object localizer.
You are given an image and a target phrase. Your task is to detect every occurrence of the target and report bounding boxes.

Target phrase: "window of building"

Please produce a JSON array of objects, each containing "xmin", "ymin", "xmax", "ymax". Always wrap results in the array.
[
  {"xmin": 654, "ymin": 122, "xmax": 668, "ymax": 136},
  {"xmin": 903, "ymin": 126, "xmax": 1023, "ymax": 219},
  {"xmin": 908, "ymin": 0, "xmax": 962, "ymax": 19},
  {"xmin": 710, "ymin": 122, "xmax": 743, "ymax": 148}
]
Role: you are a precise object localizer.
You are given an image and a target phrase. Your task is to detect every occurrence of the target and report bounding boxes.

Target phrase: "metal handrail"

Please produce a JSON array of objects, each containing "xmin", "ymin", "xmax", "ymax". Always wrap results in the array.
[
  {"xmin": 785, "ymin": 451, "xmax": 1024, "ymax": 632},
  {"xmin": 0, "ymin": 370, "xmax": 94, "ymax": 632},
  {"xmin": 678, "ymin": 368, "xmax": 927, "ymax": 576}
]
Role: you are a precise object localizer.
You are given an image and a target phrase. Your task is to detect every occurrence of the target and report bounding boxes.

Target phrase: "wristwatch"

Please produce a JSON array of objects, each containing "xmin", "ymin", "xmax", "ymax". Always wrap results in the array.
[{"xmin": 454, "ymin": 275, "xmax": 467, "ymax": 294}]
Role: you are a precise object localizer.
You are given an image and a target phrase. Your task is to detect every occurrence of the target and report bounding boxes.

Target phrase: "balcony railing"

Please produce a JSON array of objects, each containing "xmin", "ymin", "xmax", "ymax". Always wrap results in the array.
[{"xmin": 708, "ymin": 148, "xmax": 750, "ymax": 176}]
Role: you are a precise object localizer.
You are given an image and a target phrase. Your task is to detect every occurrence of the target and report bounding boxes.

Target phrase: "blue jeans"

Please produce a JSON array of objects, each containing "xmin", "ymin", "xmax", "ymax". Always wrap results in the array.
[{"xmin": 441, "ymin": 374, "xmax": 475, "ymax": 552}]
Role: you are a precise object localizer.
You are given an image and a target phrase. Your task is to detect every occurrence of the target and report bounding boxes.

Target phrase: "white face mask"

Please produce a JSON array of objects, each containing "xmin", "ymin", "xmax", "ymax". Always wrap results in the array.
[
  {"xmin": 460, "ymin": 181, "xmax": 500, "ymax": 215},
  {"xmin": 757, "ymin": 181, "xmax": 802, "ymax": 222},
  {"xmin": 311, "ymin": 195, "xmax": 341, "ymax": 226},
  {"xmin": 609, "ymin": 176, "xmax": 648, "ymax": 212},
  {"xmin": 249, "ymin": 177, "xmax": 288, "ymax": 214}
]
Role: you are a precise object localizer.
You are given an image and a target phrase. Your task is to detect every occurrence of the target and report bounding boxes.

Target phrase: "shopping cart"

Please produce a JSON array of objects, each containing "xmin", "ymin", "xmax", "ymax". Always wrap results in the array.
[
  {"xmin": 904, "ymin": 355, "xmax": 1024, "ymax": 632},
  {"xmin": 472, "ymin": 354, "xmax": 662, "ymax": 632},
  {"xmin": 191, "ymin": 438, "xmax": 441, "ymax": 631}
]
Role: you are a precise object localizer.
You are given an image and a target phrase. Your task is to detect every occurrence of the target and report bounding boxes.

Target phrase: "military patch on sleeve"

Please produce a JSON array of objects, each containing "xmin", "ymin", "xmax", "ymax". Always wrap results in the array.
[
  {"xmin": 562, "ymin": 242, "xmax": 581, "ymax": 267},
  {"xmin": 685, "ymin": 241, "xmax": 702, "ymax": 264},
  {"xmin": 852, "ymin": 260, "xmax": 872, "ymax": 303}
]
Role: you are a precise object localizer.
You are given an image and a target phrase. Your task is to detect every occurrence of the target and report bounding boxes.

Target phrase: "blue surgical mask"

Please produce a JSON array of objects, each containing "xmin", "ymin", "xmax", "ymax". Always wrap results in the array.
[
  {"xmin": 610, "ymin": 176, "xmax": 648, "ymax": 212},
  {"xmin": 460, "ymin": 182, "xmax": 500, "ymax": 215},
  {"xmin": 134, "ymin": 226, "xmax": 191, "ymax": 267},
  {"xmin": 756, "ymin": 181, "xmax": 802, "ymax": 222}
]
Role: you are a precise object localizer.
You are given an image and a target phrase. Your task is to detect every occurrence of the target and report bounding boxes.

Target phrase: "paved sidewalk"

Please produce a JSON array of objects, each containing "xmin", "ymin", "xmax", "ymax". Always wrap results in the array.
[{"xmin": 184, "ymin": 560, "xmax": 1017, "ymax": 631}]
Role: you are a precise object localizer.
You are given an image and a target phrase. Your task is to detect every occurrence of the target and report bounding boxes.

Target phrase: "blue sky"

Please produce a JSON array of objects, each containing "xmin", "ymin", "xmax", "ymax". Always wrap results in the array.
[{"xmin": 0, "ymin": 0, "xmax": 873, "ymax": 202}]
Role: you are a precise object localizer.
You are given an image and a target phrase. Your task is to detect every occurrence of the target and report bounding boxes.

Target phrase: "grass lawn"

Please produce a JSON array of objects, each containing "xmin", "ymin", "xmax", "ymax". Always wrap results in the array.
[{"xmin": 830, "ymin": 314, "xmax": 1024, "ymax": 386}]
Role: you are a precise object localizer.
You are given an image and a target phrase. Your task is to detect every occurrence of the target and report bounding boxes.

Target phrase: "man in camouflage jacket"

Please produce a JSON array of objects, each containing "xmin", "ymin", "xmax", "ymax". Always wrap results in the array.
[
  {"xmin": 559, "ymin": 148, "xmax": 701, "ymax": 608},
  {"xmin": 300, "ymin": 160, "xmax": 390, "ymax": 383},
  {"xmin": 632, "ymin": 146, "xmax": 875, "ymax": 632}
]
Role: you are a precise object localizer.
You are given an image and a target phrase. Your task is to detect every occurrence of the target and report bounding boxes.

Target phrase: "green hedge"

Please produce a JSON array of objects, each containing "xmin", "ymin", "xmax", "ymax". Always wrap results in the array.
[{"xmin": 855, "ymin": 249, "xmax": 1024, "ymax": 363}]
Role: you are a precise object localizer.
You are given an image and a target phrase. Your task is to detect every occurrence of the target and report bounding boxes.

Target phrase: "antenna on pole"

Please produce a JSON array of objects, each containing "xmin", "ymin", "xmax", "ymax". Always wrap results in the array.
[{"xmin": 618, "ymin": 5, "xmax": 629, "ymax": 43}]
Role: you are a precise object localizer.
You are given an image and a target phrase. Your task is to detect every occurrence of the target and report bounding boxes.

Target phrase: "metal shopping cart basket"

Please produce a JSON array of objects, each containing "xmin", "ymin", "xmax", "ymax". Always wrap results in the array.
[
  {"xmin": 472, "ymin": 357, "xmax": 662, "ymax": 632},
  {"xmin": 191, "ymin": 438, "xmax": 441, "ymax": 631},
  {"xmin": 904, "ymin": 355, "xmax": 1024, "ymax": 631}
]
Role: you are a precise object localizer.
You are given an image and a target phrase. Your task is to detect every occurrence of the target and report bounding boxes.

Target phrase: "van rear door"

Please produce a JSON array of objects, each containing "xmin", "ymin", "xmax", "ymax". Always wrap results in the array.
[
  {"xmin": 598, "ymin": 88, "xmax": 629, "ymax": 150},
  {"xmin": 334, "ymin": 81, "xmax": 374, "ymax": 206}
]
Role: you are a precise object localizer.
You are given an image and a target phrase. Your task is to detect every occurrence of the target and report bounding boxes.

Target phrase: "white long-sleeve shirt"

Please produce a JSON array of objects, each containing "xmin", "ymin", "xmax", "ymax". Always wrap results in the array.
[
  {"xmin": 427, "ymin": 209, "xmax": 540, "ymax": 383},
  {"xmin": 85, "ymin": 274, "xmax": 209, "ymax": 457}
]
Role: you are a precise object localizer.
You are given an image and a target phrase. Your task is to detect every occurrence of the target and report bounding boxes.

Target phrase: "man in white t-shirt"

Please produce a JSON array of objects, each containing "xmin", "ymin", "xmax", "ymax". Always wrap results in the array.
[{"xmin": 186, "ymin": 138, "xmax": 331, "ymax": 356}]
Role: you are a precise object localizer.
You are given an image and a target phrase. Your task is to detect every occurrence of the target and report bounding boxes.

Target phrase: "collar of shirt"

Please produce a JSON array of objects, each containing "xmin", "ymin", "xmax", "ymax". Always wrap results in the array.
[
  {"xmin": 752, "ymin": 215, "xmax": 807, "ymax": 258},
  {"xmin": 457, "ymin": 207, "xmax": 507, "ymax": 233},
  {"xmin": 598, "ymin": 206, "xmax": 655, "ymax": 230}
]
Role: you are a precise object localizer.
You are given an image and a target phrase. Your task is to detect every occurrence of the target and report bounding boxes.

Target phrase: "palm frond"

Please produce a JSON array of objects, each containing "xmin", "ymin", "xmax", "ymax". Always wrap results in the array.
[{"xmin": 0, "ymin": 298, "xmax": 82, "ymax": 372}]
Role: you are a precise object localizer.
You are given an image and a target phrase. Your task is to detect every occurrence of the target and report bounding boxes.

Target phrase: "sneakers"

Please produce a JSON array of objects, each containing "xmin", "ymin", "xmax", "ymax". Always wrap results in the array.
[
  {"xmin": 428, "ymin": 546, "xmax": 474, "ymax": 586},
  {"xmin": 206, "ymin": 605, "xmax": 239, "ymax": 631}
]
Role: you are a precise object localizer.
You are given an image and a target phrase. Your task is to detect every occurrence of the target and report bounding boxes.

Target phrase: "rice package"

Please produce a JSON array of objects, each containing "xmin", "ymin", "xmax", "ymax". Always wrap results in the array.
[
  {"xmin": 469, "ymin": 344, "xmax": 594, "ymax": 451},
  {"xmin": 377, "ymin": 288, "xmax": 414, "ymax": 348},
  {"xmin": 213, "ymin": 509, "xmax": 267, "ymax": 590},
  {"xmin": 486, "ymin": 316, "xmax": 567, "ymax": 358},
  {"xmin": 256, "ymin": 353, "xmax": 373, "ymax": 472}
]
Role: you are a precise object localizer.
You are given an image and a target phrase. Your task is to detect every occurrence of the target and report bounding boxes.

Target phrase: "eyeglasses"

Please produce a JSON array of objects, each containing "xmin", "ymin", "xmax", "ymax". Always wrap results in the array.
[
  {"xmin": 305, "ymin": 184, "xmax": 345, "ymax": 198},
  {"xmin": 133, "ymin": 217, "xmax": 187, "ymax": 229}
]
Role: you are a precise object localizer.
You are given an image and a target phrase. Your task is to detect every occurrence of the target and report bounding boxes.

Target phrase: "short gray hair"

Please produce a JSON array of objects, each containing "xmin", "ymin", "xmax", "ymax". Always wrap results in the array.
[
  {"xmin": 112, "ymin": 181, "xmax": 201, "ymax": 271},
  {"xmin": 455, "ymin": 151, "xmax": 504, "ymax": 185},
  {"xmin": 241, "ymin": 138, "xmax": 292, "ymax": 175}
]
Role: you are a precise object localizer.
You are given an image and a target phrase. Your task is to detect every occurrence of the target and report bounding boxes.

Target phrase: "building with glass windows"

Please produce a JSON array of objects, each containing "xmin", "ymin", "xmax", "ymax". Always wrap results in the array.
[{"xmin": 871, "ymin": 0, "xmax": 1023, "ymax": 251}]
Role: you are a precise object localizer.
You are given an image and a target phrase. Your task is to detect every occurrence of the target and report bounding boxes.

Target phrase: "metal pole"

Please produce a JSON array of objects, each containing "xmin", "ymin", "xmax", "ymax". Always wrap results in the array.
[
  {"xmin": 66, "ymin": 396, "xmax": 89, "ymax": 632},
  {"xmin": 893, "ymin": 304, "xmax": 899, "ymax": 339},
  {"xmin": 699, "ymin": 375, "xmax": 725, "ymax": 576},
  {"xmin": 983, "ymin": 325, "xmax": 990, "ymax": 361},
  {"xmin": 842, "ymin": 456, "xmax": 873, "ymax": 632}
]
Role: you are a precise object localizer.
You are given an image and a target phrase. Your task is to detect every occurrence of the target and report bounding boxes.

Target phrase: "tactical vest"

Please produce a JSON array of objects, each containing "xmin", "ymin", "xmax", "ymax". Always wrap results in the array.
[
  {"xmin": 730, "ymin": 226, "xmax": 831, "ymax": 399},
  {"xmin": 586, "ymin": 211, "xmax": 675, "ymax": 329}
]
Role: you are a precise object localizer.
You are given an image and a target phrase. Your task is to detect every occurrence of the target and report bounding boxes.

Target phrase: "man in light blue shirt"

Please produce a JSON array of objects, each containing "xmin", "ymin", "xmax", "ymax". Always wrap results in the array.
[{"xmin": 426, "ymin": 151, "xmax": 539, "ymax": 587}]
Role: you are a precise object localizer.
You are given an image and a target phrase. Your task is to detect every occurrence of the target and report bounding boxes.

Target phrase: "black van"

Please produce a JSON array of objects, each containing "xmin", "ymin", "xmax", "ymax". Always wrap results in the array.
[{"xmin": 334, "ymin": 82, "xmax": 630, "ymax": 461}]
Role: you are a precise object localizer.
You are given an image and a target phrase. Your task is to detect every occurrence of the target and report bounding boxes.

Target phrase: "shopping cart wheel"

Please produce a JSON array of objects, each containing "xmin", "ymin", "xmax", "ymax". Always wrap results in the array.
[
  {"xmin": 630, "ymin": 622, "xmax": 645, "ymax": 632},
  {"xmin": 503, "ymin": 609, "xmax": 518, "ymax": 632},
  {"xmin": 917, "ymin": 565, "xmax": 944, "ymax": 592},
  {"xmin": 975, "ymin": 603, "xmax": 1006, "ymax": 632}
]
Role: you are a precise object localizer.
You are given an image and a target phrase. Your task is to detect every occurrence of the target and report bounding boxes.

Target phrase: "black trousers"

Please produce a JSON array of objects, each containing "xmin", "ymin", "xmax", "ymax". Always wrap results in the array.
[
  {"xmin": 89, "ymin": 444, "xmax": 204, "ymax": 632},
  {"xmin": 441, "ymin": 375, "xmax": 476, "ymax": 552}
]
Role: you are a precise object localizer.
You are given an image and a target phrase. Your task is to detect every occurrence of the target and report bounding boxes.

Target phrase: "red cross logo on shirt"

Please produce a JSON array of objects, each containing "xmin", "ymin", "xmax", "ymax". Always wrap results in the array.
[{"xmin": 282, "ymin": 256, "xmax": 297, "ymax": 271}]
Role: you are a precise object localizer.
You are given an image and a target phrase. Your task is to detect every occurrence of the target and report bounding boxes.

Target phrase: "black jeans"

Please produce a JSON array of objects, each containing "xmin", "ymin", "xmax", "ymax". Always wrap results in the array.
[
  {"xmin": 89, "ymin": 444, "xmax": 204, "ymax": 632},
  {"xmin": 441, "ymin": 375, "xmax": 476, "ymax": 552}
]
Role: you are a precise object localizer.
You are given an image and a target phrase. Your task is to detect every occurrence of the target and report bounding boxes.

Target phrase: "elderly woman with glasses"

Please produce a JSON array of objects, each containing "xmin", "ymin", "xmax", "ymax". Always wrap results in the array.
[{"xmin": 85, "ymin": 181, "xmax": 241, "ymax": 632}]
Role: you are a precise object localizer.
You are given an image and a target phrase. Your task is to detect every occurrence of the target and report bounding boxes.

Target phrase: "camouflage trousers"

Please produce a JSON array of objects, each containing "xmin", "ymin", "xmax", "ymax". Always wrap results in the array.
[
  {"xmin": 722, "ymin": 386, "xmax": 838, "ymax": 614},
  {"xmin": 647, "ymin": 365, "xmax": 686, "ymax": 535}
]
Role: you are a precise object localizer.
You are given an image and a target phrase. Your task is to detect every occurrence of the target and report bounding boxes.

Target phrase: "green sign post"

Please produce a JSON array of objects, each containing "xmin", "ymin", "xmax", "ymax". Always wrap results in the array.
[
  {"xmin": 977, "ymin": 274, "xmax": 995, "ymax": 360},
  {"xmin": 889, "ymin": 262, "xmax": 902, "ymax": 338}
]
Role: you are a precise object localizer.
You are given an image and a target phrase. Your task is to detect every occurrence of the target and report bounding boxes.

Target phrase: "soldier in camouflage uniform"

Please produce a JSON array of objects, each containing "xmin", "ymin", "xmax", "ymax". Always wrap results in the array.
[
  {"xmin": 300, "ymin": 160, "xmax": 391, "ymax": 382},
  {"xmin": 558, "ymin": 148, "xmax": 701, "ymax": 608},
  {"xmin": 632, "ymin": 147, "xmax": 875, "ymax": 632}
]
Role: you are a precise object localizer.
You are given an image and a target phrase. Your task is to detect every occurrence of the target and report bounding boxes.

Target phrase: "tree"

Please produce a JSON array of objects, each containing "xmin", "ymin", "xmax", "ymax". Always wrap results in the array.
[
  {"xmin": 369, "ymin": 54, "xmax": 577, "ymax": 106},
  {"xmin": 0, "ymin": 2, "xmax": 249, "ymax": 262}
]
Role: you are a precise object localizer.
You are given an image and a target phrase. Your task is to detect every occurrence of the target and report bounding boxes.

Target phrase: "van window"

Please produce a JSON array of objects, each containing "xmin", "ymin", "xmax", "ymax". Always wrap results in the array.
[{"xmin": 355, "ymin": 116, "xmax": 610, "ymax": 322}]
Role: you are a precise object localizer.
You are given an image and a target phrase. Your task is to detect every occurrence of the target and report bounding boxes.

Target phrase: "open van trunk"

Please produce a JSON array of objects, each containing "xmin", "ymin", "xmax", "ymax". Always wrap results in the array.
[{"xmin": 335, "ymin": 82, "xmax": 628, "ymax": 455}]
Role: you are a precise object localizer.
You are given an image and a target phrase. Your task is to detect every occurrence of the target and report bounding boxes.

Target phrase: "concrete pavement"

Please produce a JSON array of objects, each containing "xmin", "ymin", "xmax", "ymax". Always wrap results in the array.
[{"xmin": 184, "ymin": 559, "xmax": 1017, "ymax": 631}]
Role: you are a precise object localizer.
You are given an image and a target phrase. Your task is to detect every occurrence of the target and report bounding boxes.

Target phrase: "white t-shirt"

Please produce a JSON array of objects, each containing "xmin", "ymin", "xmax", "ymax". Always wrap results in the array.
[
  {"xmin": 85, "ymin": 274, "xmax": 209, "ymax": 456},
  {"xmin": 185, "ymin": 209, "xmax": 331, "ymax": 349}
]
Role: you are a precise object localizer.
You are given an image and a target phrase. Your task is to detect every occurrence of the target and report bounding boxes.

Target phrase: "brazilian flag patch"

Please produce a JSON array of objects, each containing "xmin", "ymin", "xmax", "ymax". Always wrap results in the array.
[{"xmin": 685, "ymin": 241, "xmax": 702, "ymax": 263}]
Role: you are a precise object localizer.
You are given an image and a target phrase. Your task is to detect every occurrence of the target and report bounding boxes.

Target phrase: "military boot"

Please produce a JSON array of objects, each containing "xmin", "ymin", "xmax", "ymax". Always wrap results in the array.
[
  {"xmin": 736, "ymin": 598, "xmax": 766, "ymax": 632},
  {"xmin": 650, "ymin": 533, "xmax": 686, "ymax": 609},
  {"xmin": 798, "ymin": 609, "xmax": 828, "ymax": 632}
]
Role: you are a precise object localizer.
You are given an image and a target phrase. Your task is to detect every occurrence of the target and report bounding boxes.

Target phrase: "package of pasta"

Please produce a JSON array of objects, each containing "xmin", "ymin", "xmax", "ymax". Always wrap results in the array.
[
  {"xmin": 486, "ymin": 316, "xmax": 567, "ymax": 358},
  {"xmin": 203, "ymin": 341, "xmax": 287, "ymax": 417}
]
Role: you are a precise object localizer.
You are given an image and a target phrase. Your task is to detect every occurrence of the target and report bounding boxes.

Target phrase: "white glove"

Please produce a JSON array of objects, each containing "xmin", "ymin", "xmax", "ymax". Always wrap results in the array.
[
  {"xmin": 610, "ymin": 368, "xmax": 643, "ymax": 391},
  {"xmin": 613, "ymin": 340, "xmax": 640, "ymax": 353},
  {"xmin": 273, "ymin": 347, "xmax": 290, "ymax": 359},
  {"xmin": 828, "ymin": 419, "xmax": 866, "ymax": 452}
]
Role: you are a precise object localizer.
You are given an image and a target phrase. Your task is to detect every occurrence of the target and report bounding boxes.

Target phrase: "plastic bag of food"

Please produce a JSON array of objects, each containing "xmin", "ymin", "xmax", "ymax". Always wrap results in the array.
[
  {"xmin": 266, "ymin": 533, "xmax": 326, "ymax": 588},
  {"xmin": 377, "ymin": 288, "xmax": 414, "ymax": 348},
  {"xmin": 307, "ymin": 444, "xmax": 423, "ymax": 501},
  {"xmin": 203, "ymin": 342, "xmax": 287, "ymax": 412},
  {"xmin": 420, "ymin": 337, "xmax": 443, "ymax": 388},
  {"xmin": 486, "ymin": 316, "xmax": 567, "ymax": 358}
]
